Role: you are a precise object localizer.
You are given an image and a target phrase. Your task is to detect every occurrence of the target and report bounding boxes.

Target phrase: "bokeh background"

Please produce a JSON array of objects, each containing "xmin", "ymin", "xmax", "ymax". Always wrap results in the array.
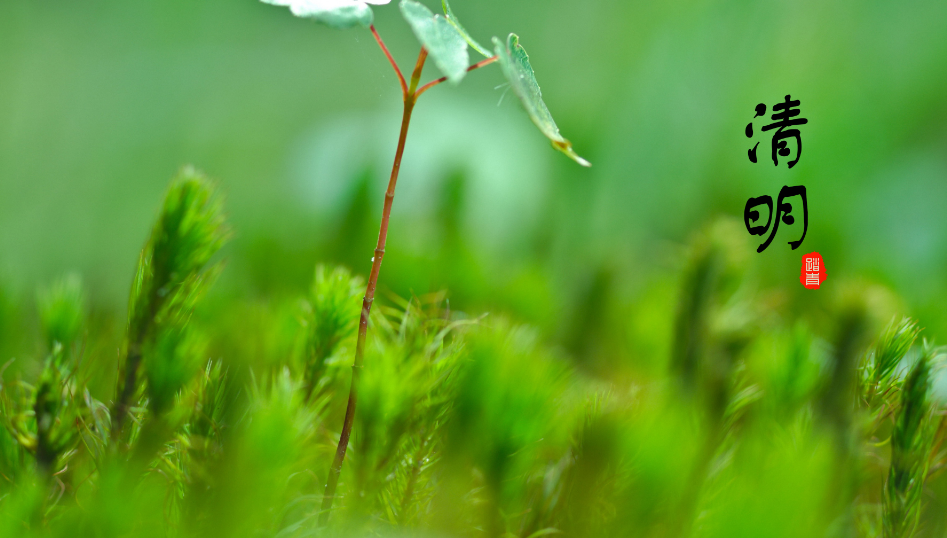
[{"xmin": 1, "ymin": 0, "xmax": 946, "ymax": 369}]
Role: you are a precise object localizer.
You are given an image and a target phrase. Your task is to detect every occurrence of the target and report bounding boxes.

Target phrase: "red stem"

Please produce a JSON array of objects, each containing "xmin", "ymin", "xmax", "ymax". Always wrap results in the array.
[
  {"xmin": 370, "ymin": 24, "xmax": 407, "ymax": 98},
  {"xmin": 320, "ymin": 46, "xmax": 429, "ymax": 525},
  {"xmin": 415, "ymin": 55, "xmax": 499, "ymax": 97},
  {"xmin": 320, "ymin": 39, "xmax": 498, "ymax": 526}
]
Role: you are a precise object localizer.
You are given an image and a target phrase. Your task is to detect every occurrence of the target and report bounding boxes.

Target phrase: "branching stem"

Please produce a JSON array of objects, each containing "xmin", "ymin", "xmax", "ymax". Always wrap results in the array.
[
  {"xmin": 415, "ymin": 55, "xmax": 498, "ymax": 97},
  {"xmin": 321, "ymin": 29, "xmax": 497, "ymax": 524},
  {"xmin": 370, "ymin": 25, "xmax": 407, "ymax": 98},
  {"xmin": 319, "ymin": 43, "xmax": 427, "ymax": 526}
]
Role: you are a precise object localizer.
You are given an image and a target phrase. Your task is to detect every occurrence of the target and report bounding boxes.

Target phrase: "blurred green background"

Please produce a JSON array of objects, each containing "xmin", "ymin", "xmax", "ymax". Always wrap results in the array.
[
  {"xmin": 2, "ymin": 2, "xmax": 947, "ymax": 536},
  {"xmin": 1, "ymin": 0, "xmax": 946, "ymax": 348}
]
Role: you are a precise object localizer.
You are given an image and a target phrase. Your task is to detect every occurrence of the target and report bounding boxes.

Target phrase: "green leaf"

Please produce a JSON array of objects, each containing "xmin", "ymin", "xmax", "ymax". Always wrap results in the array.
[
  {"xmin": 494, "ymin": 34, "xmax": 591, "ymax": 167},
  {"xmin": 261, "ymin": 0, "xmax": 375, "ymax": 29},
  {"xmin": 401, "ymin": 0, "xmax": 469, "ymax": 84},
  {"xmin": 441, "ymin": 0, "xmax": 492, "ymax": 58}
]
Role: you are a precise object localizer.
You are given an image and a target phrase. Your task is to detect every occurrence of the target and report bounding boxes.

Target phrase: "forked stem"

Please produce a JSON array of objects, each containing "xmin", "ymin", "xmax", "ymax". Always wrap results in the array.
[
  {"xmin": 415, "ymin": 55, "xmax": 498, "ymax": 97},
  {"xmin": 321, "ymin": 30, "xmax": 496, "ymax": 524},
  {"xmin": 370, "ymin": 25, "xmax": 407, "ymax": 98},
  {"xmin": 320, "ymin": 43, "xmax": 428, "ymax": 525}
]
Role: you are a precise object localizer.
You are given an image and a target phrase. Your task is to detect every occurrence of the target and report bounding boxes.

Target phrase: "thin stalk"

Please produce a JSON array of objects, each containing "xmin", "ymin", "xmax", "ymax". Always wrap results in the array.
[
  {"xmin": 320, "ymin": 45, "xmax": 429, "ymax": 524},
  {"xmin": 415, "ymin": 55, "xmax": 498, "ymax": 97},
  {"xmin": 320, "ymin": 34, "xmax": 498, "ymax": 522},
  {"xmin": 370, "ymin": 25, "xmax": 407, "ymax": 99},
  {"xmin": 408, "ymin": 48, "xmax": 429, "ymax": 94}
]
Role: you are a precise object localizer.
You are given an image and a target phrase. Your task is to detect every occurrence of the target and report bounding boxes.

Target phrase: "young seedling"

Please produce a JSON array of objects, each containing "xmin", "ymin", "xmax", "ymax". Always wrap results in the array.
[{"xmin": 259, "ymin": 0, "xmax": 590, "ymax": 520}]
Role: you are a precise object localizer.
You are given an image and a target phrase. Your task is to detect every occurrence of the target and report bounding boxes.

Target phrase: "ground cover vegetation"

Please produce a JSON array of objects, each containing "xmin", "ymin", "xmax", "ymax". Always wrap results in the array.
[
  {"xmin": 1, "ymin": 2, "xmax": 946, "ymax": 538},
  {"xmin": 0, "ymin": 172, "xmax": 944, "ymax": 537}
]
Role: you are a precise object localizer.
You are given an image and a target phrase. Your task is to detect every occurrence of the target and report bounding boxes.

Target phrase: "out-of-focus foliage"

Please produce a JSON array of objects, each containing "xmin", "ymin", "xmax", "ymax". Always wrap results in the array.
[
  {"xmin": 401, "ymin": 0, "xmax": 469, "ymax": 84},
  {"xmin": 441, "ymin": 0, "xmax": 491, "ymax": 58},
  {"xmin": 2, "ymin": 0, "xmax": 945, "ymax": 335},
  {"xmin": 112, "ymin": 168, "xmax": 229, "ymax": 443},
  {"xmin": 1, "ymin": 177, "xmax": 946, "ymax": 537},
  {"xmin": 261, "ymin": 0, "xmax": 378, "ymax": 29},
  {"xmin": 1, "ymin": 0, "xmax": 946, "ymax": 537},
  {"xmin": 299, "ymin": 265, "xmax": 363, "ymax": 400},
  {"xmin": 36, "ymin": 275, "xmax": 85, "ymax": 352}
]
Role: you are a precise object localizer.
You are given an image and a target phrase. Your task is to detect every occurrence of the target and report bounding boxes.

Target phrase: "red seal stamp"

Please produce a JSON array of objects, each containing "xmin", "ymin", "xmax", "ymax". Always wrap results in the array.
[{"xmin": 800, "ymin": 252, "xmax": 825, "ymax": 289}]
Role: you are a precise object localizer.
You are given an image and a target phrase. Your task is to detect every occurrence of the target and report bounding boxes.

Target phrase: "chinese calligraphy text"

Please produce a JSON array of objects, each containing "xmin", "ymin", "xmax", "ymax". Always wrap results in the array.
[
  {"xmin": 743, "ymin": 94, "xmax": 810, "ymax": 253},
  {"xmin": 745, "ymin": 95, "xmax": 808, "ymax": 168},
  {"xmin": 744, "ymin": 185, "xmax": 808, "ymax": 253}
]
